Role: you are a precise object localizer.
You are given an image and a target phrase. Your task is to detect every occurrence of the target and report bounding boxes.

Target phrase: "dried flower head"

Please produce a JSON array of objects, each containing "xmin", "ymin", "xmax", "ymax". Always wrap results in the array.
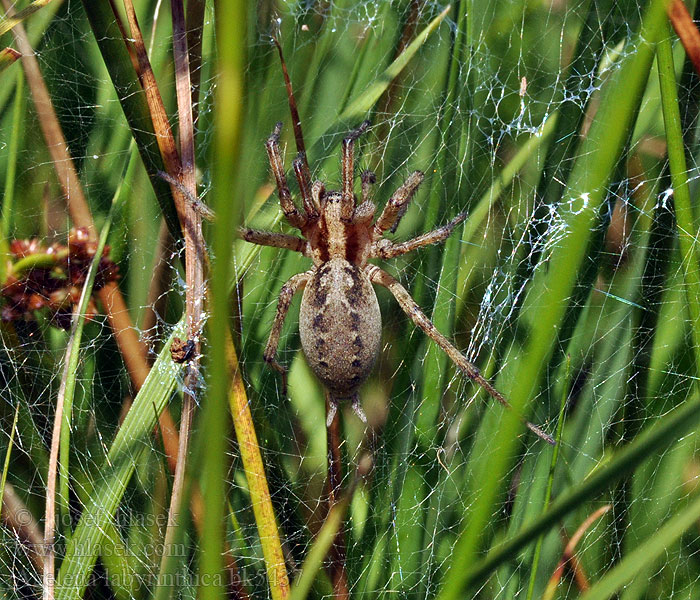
[{"xmin": 0, "ymin": 227, "xmax": 119, "ymax": 328}]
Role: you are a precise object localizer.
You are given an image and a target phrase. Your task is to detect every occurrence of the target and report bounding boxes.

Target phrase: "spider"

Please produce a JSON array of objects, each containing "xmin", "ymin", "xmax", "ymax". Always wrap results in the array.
[{"xmin": 241, "ymin": 121, "xmax": 552, "ymax": 443}]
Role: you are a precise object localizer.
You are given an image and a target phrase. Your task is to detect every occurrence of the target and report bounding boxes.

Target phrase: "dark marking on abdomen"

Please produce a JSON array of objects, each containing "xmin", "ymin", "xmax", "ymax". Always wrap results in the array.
[
  {"xmin": 298, "ymin": 259, "xmax": 382, "ymax": 398},
  {"xmin": 344, "ymin": 265, "xmax": 364, "ymax": 305},
  {"xmin": 349, "ymin": 311, "xmax": 360, "ymax": 331},
  {"xmin": 313, "ymin": 286, "xmax": 328, "ymax": 307},
  {"xmin": 313, "ymin": 313, "xmax": 327, "ymax": 333}
]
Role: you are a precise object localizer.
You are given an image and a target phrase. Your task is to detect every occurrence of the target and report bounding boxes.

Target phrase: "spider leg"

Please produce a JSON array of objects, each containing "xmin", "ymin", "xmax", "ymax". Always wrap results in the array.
[
  {"xmin": 389, "ymin": 205, "xmax": 409, "ymax": 234},
  {"xmin": 263, "ymin": 270, "xmax": 313, "ymax": 388},
  {"xmin": 239, "ymin": 228, "xmax": 311, "ymax": 256},
  {"xmin": 373, "ymin": 171, "xmax": 424, "ymax": 238},
  {"xmin": 266, "ymin": 123, "xmax": 307, "ymax": 230},
  {"xmin": 353, "ymin": 201, "xmax": 376, "ymax": 225},
  {"xmin": 371, "ymin": 212, "xmax": 466, "ymax": 259},
  {"xmin": 293, "ymin": 152, "xmax": 319, "ymax": 218},
  {"xmin": 364, "ymin": 264, "xmax": 555, "ymax": 445},
  {"xmin": 353, "ymin": 170, "xmax": 377, "ymax": 225},
  {"xmin": 340, "ymin": 121, "xmax": 371, "ymax": 222},
  {"xmin": 361, "ymin": 170, "xmax": 376, "ymax": 204},
  {"xmin": 311, "ymin": 180, "xmax": 325, "ymax": 210}
]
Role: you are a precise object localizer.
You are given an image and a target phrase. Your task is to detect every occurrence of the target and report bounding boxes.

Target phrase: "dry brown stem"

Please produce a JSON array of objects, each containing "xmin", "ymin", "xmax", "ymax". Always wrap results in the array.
[
  {"xmin": 325, "ymin": 392, "xmax": 350, "ymax": 600},
  {"xmin": 668, "ymin": 0, "xmax": 700, "ymax": 77}
]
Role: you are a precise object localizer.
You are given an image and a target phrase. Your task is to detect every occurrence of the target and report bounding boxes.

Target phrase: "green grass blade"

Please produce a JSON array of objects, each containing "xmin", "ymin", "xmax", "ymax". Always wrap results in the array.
[
  {"xmin": 0, "ymin": 67, "xmax": 23, "ymax": 282},
  {"xmin": 54, "ymin": 318, "xmax": 186, "ymax": 600},
  {"xmin": 462, "ymin": 392, "xmax": 700, "ymax": 587},
  {"xmin": 290, "ymin": 492, "xmax": 351, "ymax": 600},
  {"xmin": 380, "ymin": 6, "xmax": 468, "ymax": 590},
  {"xmin": 79, "ymin": 0, "xmax": 182, "ymax": 243},
  {"xmin": 304, "ymin": 5, "xmax": 450, "ymax": 162},
  {"xmin": 620, "ymin": 431, "xmax": 695, "ymax": 600},
  {"xmin": 0, "ymin": 0, "xmax": 54, "ymax": 36},
  {"xmin": 0, "ymin": 0, "xmax": 61, "ymax": 112},
  {"xmin": 97, "ymin": 521, "xmax": 140, "ymax": 600},
  {"xmin": 437, "ymin": 4, "xmax": 671, "ymax": 596},
  {"xmin": 56, "ymin": 164, "xmax": 127, "ymax": 524},
  {"xmin": 414, "ymin": 0, "xmax": 470, "ymax": 445},
  {"xmin": 0, "ymin": 46, "xmax": 20, "ymax": 71},
  {"xmin": 525, "ymin": 356, "xmax": 570, "ymax": 599},
  {"xmin": 199, "ymin": 0, "xmax": 248, "ymax": 598},
  {"xmin": 460, "ymin": 113, "xmax": 558, "ymax": 248},
  {"xmin": 581, "ymin": 491, "xmax": 700, "ymax": 600},
  {"xmin": 657, "ymin": 26, "xmax": 700, "ymax": 373},
  {"xmin": 339, "ymin": 5, "xmax": 450, "ymax": 123},
  {"xmin": 0, "ymin": 402, "xmax": 19, "ymax": 522},
  {"xmin": 455, "ymin": 112, "xmax": 558, "ymax": 321}
]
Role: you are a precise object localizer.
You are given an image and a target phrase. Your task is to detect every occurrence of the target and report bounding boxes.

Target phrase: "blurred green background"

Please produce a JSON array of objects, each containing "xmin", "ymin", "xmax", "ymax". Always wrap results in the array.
[{"xmin": 1, "ymin": 0, "xmax": 700, "ymax": 598}]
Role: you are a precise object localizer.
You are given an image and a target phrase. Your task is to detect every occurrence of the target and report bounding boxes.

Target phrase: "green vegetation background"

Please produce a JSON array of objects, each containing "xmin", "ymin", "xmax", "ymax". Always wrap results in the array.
[{"xmin": 1, "ymin": 0, "xmax": 700, "ymax": 599}]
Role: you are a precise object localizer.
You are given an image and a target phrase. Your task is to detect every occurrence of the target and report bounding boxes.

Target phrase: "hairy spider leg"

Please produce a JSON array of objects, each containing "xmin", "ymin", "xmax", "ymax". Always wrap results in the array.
[
  {"xmin": 340, "ymin": 120, "xmax": 371, "ymax": 222},
  {"xmin": 361, "ymin": 169, "xmax": 376, "ymax": 203},
  {"xmin": 271, "ymin": 37, "xmax": 309, "ymax": 165},
  {"xmin": 263, "ymin": 270, "xmax": 313, "ymax": 389},
  {"xmin": 364, "ymin": 264, "xmax": 555, "ymax": 445},
  {"xmin": 371, "ymin": 212, "xmax": 467, "ymax": 259},
  {"xmin": 266, "ymin": 123, "xmax": 307, "ymax": 229},
  {"xmin": 373, "ymin": 170, "xmax": 425, "ymax": 237},
  {"xmin": 353, "ymin": 202, "xmax": 376, "ymax": 226},
  {"xmin": 311, "ymin": 180, "xmax": 325, "ymax": 211},
  {"xmin": 352, "ymin": 170, "xmax": 378, "ymax": 226},
  {"xmin": 293, "ymin": 152, "xmax": 319, "ymax": 217},
  {"xmin": 238, "ymin": 228, "xmax": 310, "ymax": 256}
]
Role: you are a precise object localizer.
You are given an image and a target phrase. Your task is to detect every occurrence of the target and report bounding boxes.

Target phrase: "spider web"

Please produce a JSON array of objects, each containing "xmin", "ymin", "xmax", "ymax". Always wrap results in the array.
[{"xmin": 1, "ymin": 0, "xmax": 699, "ymax": 598}]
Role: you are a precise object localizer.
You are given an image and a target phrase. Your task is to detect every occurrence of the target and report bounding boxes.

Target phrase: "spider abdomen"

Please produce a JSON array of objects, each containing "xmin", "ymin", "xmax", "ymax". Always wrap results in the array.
[{"xmin": 299, "ymin": 259, "xmax": 381, "ymax": 398}]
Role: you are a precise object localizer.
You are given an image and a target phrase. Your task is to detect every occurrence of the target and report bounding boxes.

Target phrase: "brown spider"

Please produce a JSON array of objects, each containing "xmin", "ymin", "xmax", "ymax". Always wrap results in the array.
[{"xmin": 241, "ymin": 121, "xmax": 552, "ymax": 443}]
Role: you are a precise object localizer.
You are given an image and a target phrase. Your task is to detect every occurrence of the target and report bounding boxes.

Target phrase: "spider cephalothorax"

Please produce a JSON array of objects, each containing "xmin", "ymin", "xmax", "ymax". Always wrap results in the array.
[{"xmin": 242, "ymin": 121, "xmax": 552, "ymax": 442}]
